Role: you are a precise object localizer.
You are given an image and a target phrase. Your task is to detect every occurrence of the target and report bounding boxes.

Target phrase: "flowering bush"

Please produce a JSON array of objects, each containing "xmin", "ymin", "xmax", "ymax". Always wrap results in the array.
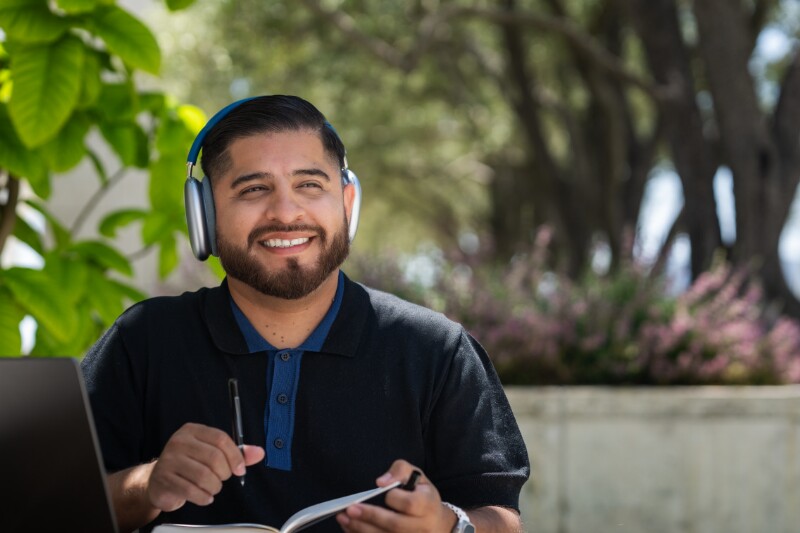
[{"xmin": 349, "ymin": 232, "xmax": 800, "ymax": 385}]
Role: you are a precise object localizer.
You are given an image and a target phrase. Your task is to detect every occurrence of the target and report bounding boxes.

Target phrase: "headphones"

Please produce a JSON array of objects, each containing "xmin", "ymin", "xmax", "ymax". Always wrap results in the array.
[{"xmin": 184, "ymin": 97, "xmax": 362, "ymax": 261}]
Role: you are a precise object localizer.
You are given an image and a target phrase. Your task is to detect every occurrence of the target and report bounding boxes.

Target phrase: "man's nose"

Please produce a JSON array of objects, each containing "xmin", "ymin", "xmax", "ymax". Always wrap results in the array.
[{"xmin": 265, "ymin": 187, "xmax": 304, "ymax": 223}]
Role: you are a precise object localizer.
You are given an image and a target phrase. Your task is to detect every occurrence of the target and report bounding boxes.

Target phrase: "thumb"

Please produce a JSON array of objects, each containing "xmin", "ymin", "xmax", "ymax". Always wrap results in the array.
[{"xmin": 242, "ymin": 444, "xmax": 265, "ymax": 466}]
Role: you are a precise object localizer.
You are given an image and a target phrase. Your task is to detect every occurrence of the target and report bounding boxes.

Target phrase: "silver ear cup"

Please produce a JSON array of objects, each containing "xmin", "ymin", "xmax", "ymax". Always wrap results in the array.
[
  {"xmin": 343, "ymin": 169, "xmax": 362, "ymax": 243},
  {"xmin": 200, "ymin": 178, "xmax": 218, "ymax": 257},
  {"xmin": 185, "ymin": 178, "xmax": 212, "ymax": 261}
]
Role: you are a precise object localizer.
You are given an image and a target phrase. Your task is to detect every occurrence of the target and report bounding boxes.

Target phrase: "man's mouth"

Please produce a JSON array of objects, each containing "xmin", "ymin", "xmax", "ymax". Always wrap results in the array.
[{"xmin": 260, "ymin": 237, "xmax": 311, "ymax": 248}]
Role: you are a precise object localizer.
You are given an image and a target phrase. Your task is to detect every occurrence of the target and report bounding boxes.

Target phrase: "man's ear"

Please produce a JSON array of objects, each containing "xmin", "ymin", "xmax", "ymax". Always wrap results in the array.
[{"xmin": 343, "ymin": 180, "xmax": 356, "ymax": 224}]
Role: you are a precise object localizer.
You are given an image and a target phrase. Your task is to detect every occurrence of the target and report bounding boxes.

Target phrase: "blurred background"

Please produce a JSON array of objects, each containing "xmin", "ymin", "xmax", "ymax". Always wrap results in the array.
[
  {"xmin": 3, "ymin": 0, "xmax": 800, "ymax": 385},
  {"xmin": 1, "ymin": 1, "xmax": 800, "ymax": 530}
]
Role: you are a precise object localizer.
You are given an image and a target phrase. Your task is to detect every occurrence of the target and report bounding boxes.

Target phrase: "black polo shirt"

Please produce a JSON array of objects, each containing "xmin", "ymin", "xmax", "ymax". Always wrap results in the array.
[{"xmin": 82, "ymin": 274, "xmax": 529, "ymax": 532}]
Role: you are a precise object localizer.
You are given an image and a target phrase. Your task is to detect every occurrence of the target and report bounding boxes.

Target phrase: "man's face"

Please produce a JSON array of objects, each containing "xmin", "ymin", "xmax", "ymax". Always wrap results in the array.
[{"xmin": 213, "ymin": 130, "xmax": 355, "ymax": 299}]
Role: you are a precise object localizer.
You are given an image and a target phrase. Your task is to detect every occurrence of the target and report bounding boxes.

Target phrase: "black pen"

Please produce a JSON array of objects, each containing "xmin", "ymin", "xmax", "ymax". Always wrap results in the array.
[
  {"xmin": 228, "ymin": 378, "xmax": 246, "ymax": 486},
  {"xmin": 402, "ymin": 470, "xmax": 422, "ymax": 491}
]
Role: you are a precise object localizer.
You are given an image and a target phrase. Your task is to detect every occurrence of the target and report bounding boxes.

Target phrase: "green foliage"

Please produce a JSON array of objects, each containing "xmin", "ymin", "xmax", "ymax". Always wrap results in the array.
[
  {"xmin": 151, "ymin": 0, "xmax": 506, "ymax": 255},
  {"xmin": 0, "ymin": 0, "xmax": 197, "ymax": 356}
]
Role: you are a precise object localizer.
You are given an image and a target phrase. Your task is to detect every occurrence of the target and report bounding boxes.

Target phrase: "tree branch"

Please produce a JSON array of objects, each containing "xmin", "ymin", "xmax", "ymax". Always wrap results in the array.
[
  {"xmin": 650, "ymin": 204, "xmax": 685, "ymax": 277},
  {"xmin": 0, "ymin": 174, "xmax": 20, "ymax": 255},
  {"xmin": 298, "ymin": 0, "xmax": 665, "ymax": 100},
  {"xmin": 749, "ymin": 0, "xmax": 778, "ymax": 52},
  {"xmin": 70, "ymin": 166, "xmax": 128, "ymax": 236},
  {"xmin": 772, "ymin": 48, "xmax": 800, "ymax": 191}
]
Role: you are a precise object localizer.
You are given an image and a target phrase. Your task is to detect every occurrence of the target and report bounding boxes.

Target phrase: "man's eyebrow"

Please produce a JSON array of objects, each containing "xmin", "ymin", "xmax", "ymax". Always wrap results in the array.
[
  {"xmin": 292, "ymin": 168, "xmax": 331, "ymax": 181},
  {"xmin": 230, "ymin": 172, "xmax": 272, "ymax": 189}
]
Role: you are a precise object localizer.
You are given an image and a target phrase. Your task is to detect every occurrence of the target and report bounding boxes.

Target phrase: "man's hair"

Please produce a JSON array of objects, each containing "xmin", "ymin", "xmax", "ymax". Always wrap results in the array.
[{"xmin": 199, "ymin": 95, "xmax": 346, "ymax": 181}]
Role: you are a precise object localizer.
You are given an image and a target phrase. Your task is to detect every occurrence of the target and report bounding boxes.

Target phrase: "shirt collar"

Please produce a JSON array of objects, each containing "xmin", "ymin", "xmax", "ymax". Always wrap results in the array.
[
  {"xmin": 204, "ymin": 273, "xmax": 368, "ymax": 358},
  {"xmin": 229, "ymin": 271, "xmax": 346, "ymax": 354}
]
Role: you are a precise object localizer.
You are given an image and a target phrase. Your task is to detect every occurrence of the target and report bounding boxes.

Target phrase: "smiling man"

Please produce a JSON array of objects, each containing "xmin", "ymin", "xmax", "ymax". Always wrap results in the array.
[{"xmin": 82, "ymin": 96, "xmax": 529, "ymax": 533}]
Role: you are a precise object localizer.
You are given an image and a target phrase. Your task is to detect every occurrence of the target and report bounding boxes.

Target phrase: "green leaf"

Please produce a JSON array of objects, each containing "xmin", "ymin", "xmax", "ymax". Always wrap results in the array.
[
  {"xmin": 206, "ymin": 256, "xmax": 226, "ymax": 281},
  {"xmin": 2, "ymin": 267, "xmax": 76, "ymax": 344},
  {"xmin": 0, "ymin": 287, "xmax": 25, "ymax": 356},
  {"xmin": 24, "ymin": 163, "xmax": 51, "ymax": 199},
  {"xmin": 94, "ymin": 81, "xmax": 136, "ymax": 122},
  {"xmin": 155, "ymin": 112, "xmax": 196, "ymax": 156},
  {"xmin": 40, "ymin": 111, "xmax": 90, "ymax": 171},
  {"xmin": 166, "ymin": 0, "xmax": 196, "ymax": 11},
  {"xmin": 77, "ymin": 50, "xmax": 102, "ymax": 109},
  {"xmin": 69, "ymin": 240, "xmax": 133, "ymax": 276},
  {"xmin": 8, "ymin": 35, "xmax": 85, "ymax": 147},
  {"xmin": 42, "ymin": 254, "xmax": 89, "ymax": 305},
  {"xmin": 98, "ymin": 208, "xmax": 147, "ymax": 238},
  {"xmin": 85, "ymin": 270, "xmax": 125, "ymax": 325},
  {"xmin": 25, "ymin": 200, "xmax": 70, "ymax": 249},
  {"xmin": 56, "ymin": 0, "xmax": 100, "ymax": 15},
  {"xmin": 86, "ymin": 148, "xmax": 109, "ymax": 185},
  {"xmin": 89, "ymin": 6, "xmax": 161, "ymax": 75},
  {"xmin": 141, "ymin": 211, "xmax": 172, "ymax": 246},
  {"xmin": 106, "ymin": 278, "xmax": 145, "ymax": 303},
  {"xmin": 29, "ymin": 300, "xmax": 94, "ymax": 356},
  {"xmin": 11, "ymin": 215, "xmax": 44, "ymax": 256},
  {"xmin": 158, "ymin": 233, "xmax": 179, "ymax": 279},
  {"xmin": 99, "ymin": 120, "xmax": 148, "ymax": 167},
  {"xmin": 0, "ymin": 2, "xmax": 71, "ymax": 44},
  {"xmin": 149, "ymin": 153, "xmax": 186, "ymax": 211},
  {"xmin": 139, "ymin": 91, "xmax": 166, "ymax": 114},
  {"xmin": 177, "ymin": 104, "xmax": 206, "ymax": 135},
  {"xmin": 0, "ymin": 104, "xmax": 48, "ymax": 185}
]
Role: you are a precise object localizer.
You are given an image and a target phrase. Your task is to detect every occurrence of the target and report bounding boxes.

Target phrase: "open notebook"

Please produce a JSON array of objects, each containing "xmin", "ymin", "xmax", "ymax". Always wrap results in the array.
[
  {"xmin": 0, "ymin": 357, "xmax": 119, "ymax": 533},
  {"xmin": 153, "ymin": 480, "xmax": 407, "ymax": 533}
]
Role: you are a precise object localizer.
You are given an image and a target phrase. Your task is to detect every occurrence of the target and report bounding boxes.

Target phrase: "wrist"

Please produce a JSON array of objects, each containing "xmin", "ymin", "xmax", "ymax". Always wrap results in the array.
[
  {"xmin": 109, "ymin": 462, "xmax": 161, "ymax": 532},
  {"xmin": 442, "ymin": 502, "xmax": 475, "ymax": 533}
]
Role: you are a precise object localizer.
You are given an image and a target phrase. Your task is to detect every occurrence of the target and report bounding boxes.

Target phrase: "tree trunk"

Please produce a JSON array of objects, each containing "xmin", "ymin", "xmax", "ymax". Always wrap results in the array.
[
  {"xmin": 627, "ymin": 0, "xmax": 722, "ymax": 279},
  {"xmin": 693, "ymin": 0, "xmax": 800, "ymax": 315}
]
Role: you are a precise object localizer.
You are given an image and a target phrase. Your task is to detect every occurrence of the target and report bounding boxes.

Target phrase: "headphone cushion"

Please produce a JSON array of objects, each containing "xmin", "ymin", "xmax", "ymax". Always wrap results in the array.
[{"xmin": 201, "ymin": 177, "xmax": 218, "ymax": 256}]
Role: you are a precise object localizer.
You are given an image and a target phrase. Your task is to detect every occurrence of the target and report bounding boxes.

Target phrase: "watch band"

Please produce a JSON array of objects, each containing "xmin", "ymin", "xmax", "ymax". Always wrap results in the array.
[{"xmin": 442, "ymin": 502, "xmax": 475, "ymax": 533}]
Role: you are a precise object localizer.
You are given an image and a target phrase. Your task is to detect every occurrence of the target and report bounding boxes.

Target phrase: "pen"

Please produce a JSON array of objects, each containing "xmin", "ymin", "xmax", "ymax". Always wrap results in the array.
[
  {"xmin": 402, "ymin": 470, "xmax": 422, "ymax": 491},
  {"xmin": 228, "ymin": 378, "xmax": 246, "ymax": 486}
]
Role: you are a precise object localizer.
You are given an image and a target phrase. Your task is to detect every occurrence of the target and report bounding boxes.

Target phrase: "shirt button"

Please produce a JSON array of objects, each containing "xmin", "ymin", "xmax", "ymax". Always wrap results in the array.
[
  {"xmin": 280, "ymin": 352, "xmax": 291, "ymax": 362},
  {"xmin": 277, "ymin": 393, "xmax": 288, "ymax": 404},
  {"xmin": 274, "ymin": 438, "xmax": 284, "ymax": 449}
]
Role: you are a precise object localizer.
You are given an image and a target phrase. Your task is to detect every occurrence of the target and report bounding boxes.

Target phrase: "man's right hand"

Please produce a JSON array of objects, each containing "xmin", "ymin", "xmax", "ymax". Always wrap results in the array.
[
  {"xmin": 109, "ymin": 422, "xmax": 265, "ymax": 533},
  {"xmin": 148, "ymin": 422, "xmax": 265, "ymax": 511}
]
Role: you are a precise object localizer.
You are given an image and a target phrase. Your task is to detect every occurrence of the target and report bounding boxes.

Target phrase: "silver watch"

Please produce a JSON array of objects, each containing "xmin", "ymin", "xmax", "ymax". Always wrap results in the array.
[{"xmin": 442, "ymin": 502, "xmax": 475, "ymax": 533}]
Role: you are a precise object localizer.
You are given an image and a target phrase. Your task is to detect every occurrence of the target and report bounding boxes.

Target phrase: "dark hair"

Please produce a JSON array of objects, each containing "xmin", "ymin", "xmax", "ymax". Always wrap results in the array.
[{"xmin": 199, "ymin": 95, "xmax": 347, "ymax": 181}]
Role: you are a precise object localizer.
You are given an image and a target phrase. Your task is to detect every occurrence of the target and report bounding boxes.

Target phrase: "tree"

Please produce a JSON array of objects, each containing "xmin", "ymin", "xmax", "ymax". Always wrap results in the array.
[
  {"xmin": 0, "ymin": 0, "xmax": 204, "ymax": 355},
  {"xmin": 154, "ymin": 0, "xmax": 800, "ymax": 315}
]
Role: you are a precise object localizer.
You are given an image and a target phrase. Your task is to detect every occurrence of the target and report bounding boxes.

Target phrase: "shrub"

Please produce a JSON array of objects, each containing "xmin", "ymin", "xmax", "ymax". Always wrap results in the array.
[{"xmin": 348, "ymin": 234, "xmax": 800, "ymax": 385}]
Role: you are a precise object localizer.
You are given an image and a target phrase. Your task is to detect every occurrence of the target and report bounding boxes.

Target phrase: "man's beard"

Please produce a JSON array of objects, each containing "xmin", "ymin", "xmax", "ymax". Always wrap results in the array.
[{"xmin": 217, "ymin": 216, "xmax": 350, "ymax": 300}]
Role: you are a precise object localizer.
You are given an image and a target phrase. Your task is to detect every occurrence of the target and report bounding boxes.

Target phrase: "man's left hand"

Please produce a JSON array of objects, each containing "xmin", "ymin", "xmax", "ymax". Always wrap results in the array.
[{"xmin": 336, "ymin": 459, "xmax": 458, "ymax": 533}]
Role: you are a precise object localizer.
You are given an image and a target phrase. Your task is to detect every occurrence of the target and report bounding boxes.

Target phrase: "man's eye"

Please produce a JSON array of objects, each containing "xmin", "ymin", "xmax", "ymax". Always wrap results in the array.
[
  {"xmin": 241, "ymin": 185, "xmax": 266, "ymax": 194},
  {"xmin": 299, "ymin": 182, "xmax": 322, "ymax": 189}
]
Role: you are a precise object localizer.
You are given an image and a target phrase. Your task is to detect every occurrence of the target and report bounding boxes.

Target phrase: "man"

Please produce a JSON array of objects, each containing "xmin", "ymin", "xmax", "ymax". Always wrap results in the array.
[{"xmin": 82, "ymin": 95, "xmax": 529, "ymax": 533}]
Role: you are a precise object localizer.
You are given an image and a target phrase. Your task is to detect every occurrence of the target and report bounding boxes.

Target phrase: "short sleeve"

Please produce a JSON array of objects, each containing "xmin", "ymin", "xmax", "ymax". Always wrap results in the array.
[
  {"xmin": 424, "ymin": 329, "xmax": 530, "ymax": 510},
  {"xmin": 81, "ymin": 318, "xmax": 146, "ymax": 472}
]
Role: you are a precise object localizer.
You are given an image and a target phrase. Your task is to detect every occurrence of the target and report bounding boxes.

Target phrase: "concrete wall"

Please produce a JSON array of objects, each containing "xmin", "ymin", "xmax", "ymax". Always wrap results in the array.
[{"xmin": 506, "ymin": 386, "xmax": 800, "ymax": 533}]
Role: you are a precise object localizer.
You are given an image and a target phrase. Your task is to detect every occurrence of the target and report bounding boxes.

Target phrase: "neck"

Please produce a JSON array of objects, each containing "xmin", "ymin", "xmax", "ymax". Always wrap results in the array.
[{"xmin": 227, "ymin": 270, "xmax": 340, "ymax": 349}]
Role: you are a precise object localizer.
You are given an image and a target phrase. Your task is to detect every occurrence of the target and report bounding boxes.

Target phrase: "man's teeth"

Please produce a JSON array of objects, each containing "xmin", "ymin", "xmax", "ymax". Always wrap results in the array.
[{"xmin": 262, "ymin": 237, "xmax": 310, "ymax": 248}]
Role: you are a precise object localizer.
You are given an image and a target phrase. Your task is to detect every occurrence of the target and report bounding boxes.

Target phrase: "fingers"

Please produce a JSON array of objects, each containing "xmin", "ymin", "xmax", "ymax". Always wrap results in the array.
[
  {"xmin": 376, "ymin": 459, "xmax": 419, "ymax": 487},
  {"xmin": 147, "ymin": 423, "xmax": 264, "ymax": 512},
  {"xmin": 337, "ymin": 499, "xmax": 453, "ymax": 533},
  {"xmin": 377, "ymin": 461, "xmax": 438, "ymax": 516},
  {"xmin": 337, "ymin": 460, "xmax": 452, "ymax": 533},
  {"xmin": 242, "ymin": 444, "xmax": 266, "ymax": 466}
]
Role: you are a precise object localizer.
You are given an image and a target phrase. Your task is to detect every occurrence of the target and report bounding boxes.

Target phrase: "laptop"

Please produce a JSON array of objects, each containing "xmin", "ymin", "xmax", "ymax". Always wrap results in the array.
[{"xmin": 0, "ymin": 357, "xmax": 119, "ymax": 533}]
